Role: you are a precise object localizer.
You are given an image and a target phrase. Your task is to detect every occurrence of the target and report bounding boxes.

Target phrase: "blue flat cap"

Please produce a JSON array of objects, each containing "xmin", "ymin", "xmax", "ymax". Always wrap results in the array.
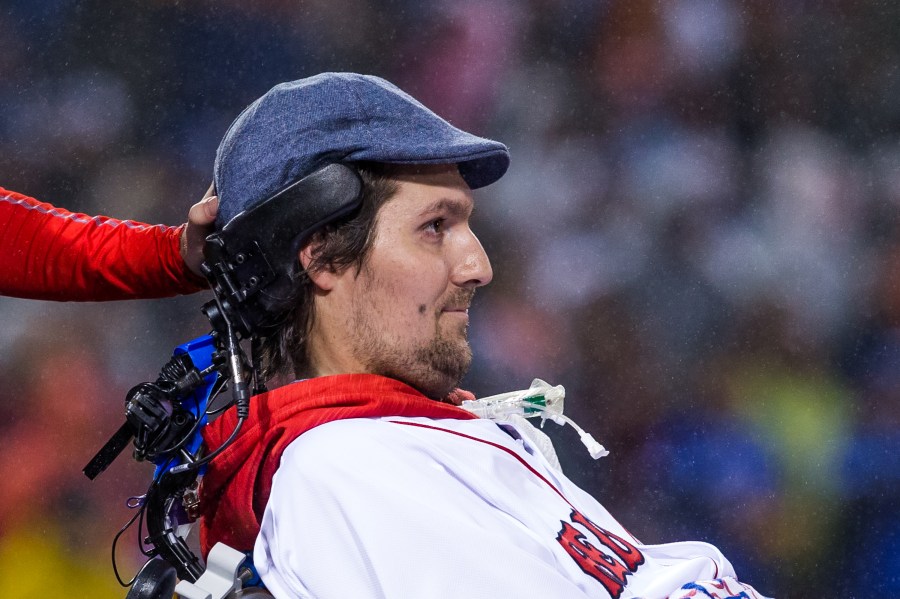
[{"xmin": 214, "ymin": 72, "xmax": 510, "ymax": 226}]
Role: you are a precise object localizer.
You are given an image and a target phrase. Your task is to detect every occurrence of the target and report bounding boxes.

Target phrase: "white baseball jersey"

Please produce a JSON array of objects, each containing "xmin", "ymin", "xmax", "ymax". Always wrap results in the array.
[{"xmin": 253, "ymin": 416, "xmax": 769, "ymax": 599}]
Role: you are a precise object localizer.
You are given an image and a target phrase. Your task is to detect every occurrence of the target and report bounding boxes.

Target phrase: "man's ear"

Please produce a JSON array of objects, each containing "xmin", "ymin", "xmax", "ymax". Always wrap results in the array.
[{"xmin": 299, "ymin": 244, "xmax": 339, "ymax": 291}]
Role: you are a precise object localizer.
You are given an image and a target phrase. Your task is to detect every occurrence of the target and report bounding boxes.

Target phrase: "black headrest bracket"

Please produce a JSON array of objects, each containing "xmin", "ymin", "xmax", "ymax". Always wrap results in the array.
[{"xmin": 201, "ymin": 163, "xmax": 364, "ymax": 336}]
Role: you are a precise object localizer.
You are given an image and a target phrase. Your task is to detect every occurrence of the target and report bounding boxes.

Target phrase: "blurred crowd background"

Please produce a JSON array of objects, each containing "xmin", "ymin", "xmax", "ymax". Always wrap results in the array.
[{"xmin": 2, "ymin": 0, "xmax": 899, "ymax": 596}]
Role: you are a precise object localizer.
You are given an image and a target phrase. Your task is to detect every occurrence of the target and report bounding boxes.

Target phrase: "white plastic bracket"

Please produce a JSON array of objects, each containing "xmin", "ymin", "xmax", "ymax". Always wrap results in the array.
[{"xmin": 175, "ymin": 543, "xmax": 246, "ymax": 599}]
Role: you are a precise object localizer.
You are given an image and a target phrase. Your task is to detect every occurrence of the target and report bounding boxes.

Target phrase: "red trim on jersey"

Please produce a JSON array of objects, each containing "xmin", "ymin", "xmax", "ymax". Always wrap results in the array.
[
  {"xmin": 386, "ymin": 420, "xmax": 574, "ymax": 507},
  {"xmin": 0, "ymin": 187, "xmax": 205, "ymax": 300},
  {"xmin": 391, "ymin": 419, "xmax": 649, "ymax": 596},
  {"xmin": 387, "ymin": 419, "xmax": 642, "ymax": 546}
]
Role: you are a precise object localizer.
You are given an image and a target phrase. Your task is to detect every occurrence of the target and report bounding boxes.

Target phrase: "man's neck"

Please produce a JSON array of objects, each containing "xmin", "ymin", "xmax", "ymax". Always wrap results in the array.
[{"xmin": 306, "ymin": 322, "xmax": 368, "ymax": 378}]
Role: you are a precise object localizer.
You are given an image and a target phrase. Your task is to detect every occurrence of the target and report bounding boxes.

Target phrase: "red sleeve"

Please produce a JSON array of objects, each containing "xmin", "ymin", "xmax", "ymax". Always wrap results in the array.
[{"xmin": 0, "ymin": 187, "xmax": 207, "ymax": 301}]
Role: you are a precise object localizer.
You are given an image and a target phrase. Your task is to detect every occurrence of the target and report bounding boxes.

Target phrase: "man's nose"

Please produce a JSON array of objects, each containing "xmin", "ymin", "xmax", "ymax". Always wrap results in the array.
[{"xmin": 452, "ymin": 230, "xmax": 493, "ymax": 288}]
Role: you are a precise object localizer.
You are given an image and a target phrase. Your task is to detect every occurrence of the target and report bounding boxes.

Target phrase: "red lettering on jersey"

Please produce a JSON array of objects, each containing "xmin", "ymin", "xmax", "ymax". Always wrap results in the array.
[
  {"xmin": 556, "ymin": 509, "xmax": 645, "ymax": 598},
  {"xmin": 570, "ymin": 509, "xmax": 644, "ymax": 571}
]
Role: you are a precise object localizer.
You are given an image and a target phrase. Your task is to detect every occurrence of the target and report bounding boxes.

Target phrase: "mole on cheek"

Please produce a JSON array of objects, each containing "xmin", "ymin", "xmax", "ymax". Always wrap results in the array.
[{"xmin": 418, "ymin": 304, "xmax": 427, "ymax": 315}]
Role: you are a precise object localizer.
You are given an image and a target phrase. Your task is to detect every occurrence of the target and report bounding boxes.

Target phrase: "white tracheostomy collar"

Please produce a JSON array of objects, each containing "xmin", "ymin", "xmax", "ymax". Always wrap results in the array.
[{"xmin": 458, "ymin": 379, "xmax": 609, "ymax": 469}]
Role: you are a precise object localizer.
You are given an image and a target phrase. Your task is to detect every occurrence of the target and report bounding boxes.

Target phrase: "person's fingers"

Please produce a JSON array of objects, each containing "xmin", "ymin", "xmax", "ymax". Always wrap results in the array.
[
  {"xmin": 204, "ymin": 195, "xmax": 219, "ymax": 220},
  {"xmin": 189, "ymin": 195, "xmax": 218, "ymax": 225},
  {"xmin": 182, "ymin": 189, "xmax": 219, "ymax": 277}
]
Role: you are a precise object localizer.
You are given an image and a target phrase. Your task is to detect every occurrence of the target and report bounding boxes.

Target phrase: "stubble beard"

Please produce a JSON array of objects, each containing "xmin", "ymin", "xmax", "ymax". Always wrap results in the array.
[
  {"xmin": 350, "ymin": 288, "xmax": 474, "ymax": 400},
  {"xmin": 411, "ymin": 319, "xmax": 473, "ymax": 398}
]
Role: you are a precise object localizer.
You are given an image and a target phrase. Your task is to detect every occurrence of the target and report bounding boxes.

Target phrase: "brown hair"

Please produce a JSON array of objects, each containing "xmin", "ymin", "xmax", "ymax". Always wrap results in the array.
[{"xmin": 259, "ymin": 163, "xmax": 399, "ymax": 381}]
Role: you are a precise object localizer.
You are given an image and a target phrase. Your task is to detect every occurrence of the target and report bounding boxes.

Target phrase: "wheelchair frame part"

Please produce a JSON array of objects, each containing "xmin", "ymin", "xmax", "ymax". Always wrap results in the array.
[{"xmin": 82, "ymin": 164, "xmax": 363, "ymax": 598}]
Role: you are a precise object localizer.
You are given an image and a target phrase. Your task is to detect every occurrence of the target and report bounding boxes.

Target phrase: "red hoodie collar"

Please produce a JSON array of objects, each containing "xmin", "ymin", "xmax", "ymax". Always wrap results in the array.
[{"xmin": 199, "ymin": 373, "xmax": 477, "ymax": 556}]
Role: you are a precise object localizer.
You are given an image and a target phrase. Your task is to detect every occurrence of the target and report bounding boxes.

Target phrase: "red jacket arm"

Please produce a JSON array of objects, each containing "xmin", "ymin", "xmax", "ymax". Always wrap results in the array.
[{"xmin": 0, "ymin": 187, "xmax": 207, "ymax": 301}]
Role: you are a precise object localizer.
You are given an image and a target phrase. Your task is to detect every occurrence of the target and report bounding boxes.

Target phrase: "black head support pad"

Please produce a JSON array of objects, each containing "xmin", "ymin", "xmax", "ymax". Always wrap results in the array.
[{"xmin": 201, "ymin": 163, "xmax": 363, "ymax": 336}]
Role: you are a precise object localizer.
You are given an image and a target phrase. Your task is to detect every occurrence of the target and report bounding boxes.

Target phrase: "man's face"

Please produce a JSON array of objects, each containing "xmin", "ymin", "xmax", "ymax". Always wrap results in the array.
[{"xmin": 326, "ymin": 164, "xmax": 493, "ymax": 398}]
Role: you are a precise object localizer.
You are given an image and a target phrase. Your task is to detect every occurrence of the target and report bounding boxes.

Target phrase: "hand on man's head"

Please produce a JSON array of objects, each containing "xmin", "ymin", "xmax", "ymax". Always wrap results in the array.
[{"xmin": 181, "ymin": 183, "xmax": 219, "ymax": 276}]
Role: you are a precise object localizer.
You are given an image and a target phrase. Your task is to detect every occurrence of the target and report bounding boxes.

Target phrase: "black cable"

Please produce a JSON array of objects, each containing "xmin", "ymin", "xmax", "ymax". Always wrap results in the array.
[
  {"xmin": 205, "ymin": 399, "xmax": 235, "ymax": 417},
  {"xmin": 170, "ymin": 415, "xmax": 246, "ymax": 475},
  {"xmin": 167, "ymin": 293, "xmax": 251, "ymax": 476},
  {"xmin": 204, "ymin": 377, "xmax": 232, "ymax": 415},
  {"xmin": 112, "ymin": 502, "xmax": 146, "ymax": 586},
  {"xmin": 111, "ymin": 468, "xmax": 164, "ymax": 587},
  {"xmin": 137, "ymin": 490, "xmax": 155, "ymax": 558}
]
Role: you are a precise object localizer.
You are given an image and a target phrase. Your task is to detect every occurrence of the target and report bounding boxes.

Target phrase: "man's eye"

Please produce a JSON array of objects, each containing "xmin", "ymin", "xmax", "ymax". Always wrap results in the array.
[{"xmin": 425, "ymin": 218, "xmax": 445, "ymax": 234}]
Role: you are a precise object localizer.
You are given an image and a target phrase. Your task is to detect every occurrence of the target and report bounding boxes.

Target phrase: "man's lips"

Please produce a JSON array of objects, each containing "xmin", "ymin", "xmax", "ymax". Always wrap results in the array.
[
  {"xmin": 440, "ymin": 289, "xmax": 475, "ymax": 316},
  {"xmin": 441, "ymin": 306, "xmax": 470, "ymax": 320}
]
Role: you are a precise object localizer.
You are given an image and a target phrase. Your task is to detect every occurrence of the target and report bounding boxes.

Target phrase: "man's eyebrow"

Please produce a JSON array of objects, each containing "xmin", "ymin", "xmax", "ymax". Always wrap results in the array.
[{"xmin": 419, "ymin": 197, "xmax": 473, "ymax": 219}]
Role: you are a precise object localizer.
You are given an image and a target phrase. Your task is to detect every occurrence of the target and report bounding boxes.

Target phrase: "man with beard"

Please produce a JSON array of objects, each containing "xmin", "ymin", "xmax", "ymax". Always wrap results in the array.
[{"xmin": 198, "ymin": 73, "xmax": 768, "ymax": 599}]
